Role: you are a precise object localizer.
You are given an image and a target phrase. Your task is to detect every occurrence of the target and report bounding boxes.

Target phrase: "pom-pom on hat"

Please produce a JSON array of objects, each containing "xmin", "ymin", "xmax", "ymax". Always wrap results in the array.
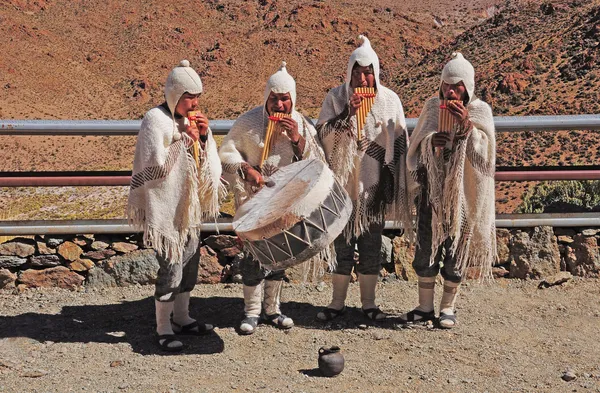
[
  {"xmin": 264, "ymin": 61, "xmax": 297, "ymax": 113},
  {"xmin": 346, "ymin": 35, "xmax": 380, "ymax": 93},
  {"xmin": 165, "ymin": 59, "xmax": 203, "ymax": 116},
  {"xmin": 439, "ymin": 52, "xmax": 475, "ymax": 104}
]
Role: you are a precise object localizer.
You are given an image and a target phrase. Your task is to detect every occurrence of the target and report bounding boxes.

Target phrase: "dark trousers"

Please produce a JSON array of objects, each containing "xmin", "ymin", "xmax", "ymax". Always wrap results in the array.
[
  {"xmin": 412, "ymin": 188, "xmax": 461, "ymax": 283},
  {"xmin": 333, "ymin": 221, "xmax": 384, "ymax": 276},
  {"xmin": 154, "ymin": 236, "xmax": 200, "ymax": 301}
]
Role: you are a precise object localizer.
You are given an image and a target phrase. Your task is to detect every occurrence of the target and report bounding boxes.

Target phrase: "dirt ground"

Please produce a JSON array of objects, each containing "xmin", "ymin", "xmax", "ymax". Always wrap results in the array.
[{"xmin": 1, "ymin": 278, "xmax": 599, "ymax": 393}]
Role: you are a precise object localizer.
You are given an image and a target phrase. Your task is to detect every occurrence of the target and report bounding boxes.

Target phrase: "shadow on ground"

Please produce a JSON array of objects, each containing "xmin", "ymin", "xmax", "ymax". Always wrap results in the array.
[{"xmin": 0, "ymin": 295, "xmax": 404, "ymax": 355}]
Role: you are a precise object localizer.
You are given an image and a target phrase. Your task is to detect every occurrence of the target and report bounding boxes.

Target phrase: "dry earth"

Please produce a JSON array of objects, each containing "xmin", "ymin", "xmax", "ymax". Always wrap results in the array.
[{"xmin": 1, "ymin": 279, "xmax": 600, "ymax": 392}]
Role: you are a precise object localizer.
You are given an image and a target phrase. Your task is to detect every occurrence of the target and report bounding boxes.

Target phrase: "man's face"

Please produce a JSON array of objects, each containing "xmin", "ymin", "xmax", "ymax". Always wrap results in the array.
[
  {"xmin": 266, "ymin": 92, "xmax": 292, "ymax": 115},
  {"xmin": 350, "ymin": 64, "xmax": 375, "ymax": 89},
  {"xmin": 175, "ymin": 93, "xmax": 200, "ymax": 117},
  {"xmin": 441, "ymin": 82, "xmax": 468, "ymax": 102}
]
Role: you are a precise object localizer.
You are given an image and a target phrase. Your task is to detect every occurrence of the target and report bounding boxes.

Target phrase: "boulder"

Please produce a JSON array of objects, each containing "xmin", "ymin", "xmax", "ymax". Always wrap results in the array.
[
  {"xmin": 392, "ymin": 236, "xmax": 417, "ymax": 281},
  {"xmin": 102, "ymin": 249, "xmax": 159, "ymax": 286},
  {"xmin": 86, "ymin": 267, "xmax": 117, "ymax": 288},
  {"xmin": 496, "ymin": 229, "xmax": 511, "ymax": 265},
  {"xmin": 18, "ymin": 266, "xmax": 84, "ymax": 290},
  {"xmin": 563, "ymin": 234, "xmax": 600, "ymax": 277},
  {"xmin": 197, "ymin": 246, "xmax": 224, "ymax": 284},
  {"xmin": 90, "ymin": 241, "xmax": 110, "ymax": 251},
  {"xmin": 0, "ymin": 268, "xmax": 17, "ymax": 289},
  {"xmin": 509, "ymin": 226, "xmax": 560, "ymax": 279}
]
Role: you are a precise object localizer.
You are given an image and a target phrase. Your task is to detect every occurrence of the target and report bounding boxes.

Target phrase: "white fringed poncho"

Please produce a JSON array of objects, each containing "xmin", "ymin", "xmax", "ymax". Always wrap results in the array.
[
  {"xmin": 127, "ymin": 106, "xmax": 226, "ymax": 265},
  {"xmin": 317, "ymin": 84, "xmax": 411, "ymax": 240},
  {"xmin": 407, "ymin": 96, "xmax": 497, "ymax": 280}
]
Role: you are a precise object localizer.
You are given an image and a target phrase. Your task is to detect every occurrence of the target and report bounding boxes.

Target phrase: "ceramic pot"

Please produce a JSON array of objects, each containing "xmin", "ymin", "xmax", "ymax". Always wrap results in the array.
[{"xmin": 318, "ymin": 346, "xmax": 344, "ymax": 377}]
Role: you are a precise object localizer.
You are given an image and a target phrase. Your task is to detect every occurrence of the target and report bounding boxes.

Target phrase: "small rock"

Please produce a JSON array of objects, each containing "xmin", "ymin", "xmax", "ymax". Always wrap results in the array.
[
  {"xmin": 110, "ymin": 360, "xmax": 124, "ymax": 367},
  {"xmin": 581, "ymin": 229, "xmax": 599, "ymax": 236},
  {"xmin": 90, "ymin": 241, "xmax": 110, "ymax": 251},
  {"xmin": 84, "ymin": 249, "xmax": 116, "ymax": 261},
  {"xmin": 28, "ymin": 254, "xmax": 61, "ymax": 268},
  {"xmin": 316, "ymin": 281, "xmax": 326, "ymax": 292},
  {"xmin": 557, "ymin": 236, "xmax": 574, "ymax": 244},
  {"xmin": 72, "ymin": 236, "xmax": 89, "ymax": 247},
  {"xmin": 69, "ymin": 259, "xmax": 95, "ymax": 272},
  {"xmin": 372, "ymin": 331, "xmax": 386, "ymax": 340},
  {"xmin": 36, "ymin": 241, "xmax": 56, "ymax": 255},
  {"xmin": 46, "ymin": 237, "xmax": 67, "ymax": 247},
  {"xmin": 447, "ymin": 378, "xmax": 459, "ymax": 384},
  {"xmin": 538, "ymin": 271, "xmax": 573, "ymax": 289},
  {"xmin": 111, "ymin": 242, "xmax": 139, "ymax": 253},
  {"xmin": 20, "ymin": 368, "xmax": 49, "ymax": 378},
  {"xmin": 0, "ymin": 256, "xmax": 27, "ymax": 269},
  {"xmin": 358, "ymin": 324, "xmax": 368, "ymax": 330},
  {"xmin": 562, "ymin": 369, "xmax": 577, "ymax": 382},
  {"xmin": 0, "ymin": 240, "xmax": 36, "ymax": 257},
  {"xmin": 57, "ymin": 242, "xmax": 83, "ymax": 261},
  {"xmin": 118, "ymin": 385, "xmax": 128, "ymax": 390}
]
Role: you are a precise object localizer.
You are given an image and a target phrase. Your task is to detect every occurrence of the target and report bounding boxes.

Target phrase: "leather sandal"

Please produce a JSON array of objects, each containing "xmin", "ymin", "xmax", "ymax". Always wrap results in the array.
[
  {"xmin": 362, "ymin": 307, "xmax": 387, "ymax": 321},
  {"xmin": 263, "ymin": 313, "xmax": 294, "ymax": 329},
  {"xmin": 398, "ymin": 308, "xmax": 435, "ymax": 325},
  {"xmin": 171, "ymin": 320, "xmax": 214, "ymax": 336},
  {"xmin": 239, "ymin": 316, "xmax": 260, "ymax": 335},
  {"xmin": 438, "ymin": 311, "xmax": 457, "ymax": 329},
  {"xmin": 315, "ymin": 306, "xmax": 346, "ymax": 322},
  {"xmin": 155, "ymin": 334, "xmax": 184, "ymax": 352}
]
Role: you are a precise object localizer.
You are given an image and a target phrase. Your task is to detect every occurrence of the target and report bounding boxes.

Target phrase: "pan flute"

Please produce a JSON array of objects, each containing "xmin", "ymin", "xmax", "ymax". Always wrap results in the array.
[
  {"xmin": 187, "ymin": 111, "xmax": 203, "ymax": 168},
  {"xmin": 437, "ymin": 99, "xmax": 461, "ymax": 153},
  {"xmin": 260, "ymin": 112, "xmax": 291, "ymax": 168},
  {"xmin": 354, "ymin": 87, "xmax": 376, "ymax": 140}
]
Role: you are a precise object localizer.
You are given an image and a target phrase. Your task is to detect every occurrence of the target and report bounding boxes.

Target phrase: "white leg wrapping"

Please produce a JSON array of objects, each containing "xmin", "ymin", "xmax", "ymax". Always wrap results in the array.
[
  {"xmin": 172, "ymin": 291, "xmax": 195, "ymax": 327},
  {"xmin": 240, "ymin": 283, "xmax": 263, "ymax": 334},
  {"xmin": 155, "ymin": 300, "xmax": 174, "ymax": 335},
  {"xmin": 440, "ymin": 280, "xmax": 460, "ymax": 314},
  {"xmin": 264, "ymin": 280, "xmax": 293, "ymax": 328},
  {"xmin": 327, "ymin": 273, "xmax": 351, "ymax": 310},
  {"xmin": 417, "ymin": 276, "xmax": 436, "ymax": 313},
  {"xmin": 358, "ymin": 273, "xmax": 379, "ymax": 311},
  {"xmin": 243, "ymin": 283, "xmax": 263, "ymax": 318}
]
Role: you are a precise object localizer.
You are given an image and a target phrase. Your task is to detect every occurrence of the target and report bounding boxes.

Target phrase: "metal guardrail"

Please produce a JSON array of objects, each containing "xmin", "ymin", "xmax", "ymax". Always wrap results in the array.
[
  {"xmin": 1, "ymin": 115, "xmax": 600, "ymax": 234},
  {"xmin": 2, "ymin": 114, "xmax": 600, "ymax": 135},
  {"xmin": 1, "ymin": 213, "xmax": 599, "ymax": 236}
]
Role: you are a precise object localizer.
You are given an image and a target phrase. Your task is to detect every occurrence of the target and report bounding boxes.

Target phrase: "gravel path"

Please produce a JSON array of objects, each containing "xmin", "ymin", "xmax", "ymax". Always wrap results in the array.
[{"xmin": 1, "ymin": 279, "xmax": 600, "ymax": 392}]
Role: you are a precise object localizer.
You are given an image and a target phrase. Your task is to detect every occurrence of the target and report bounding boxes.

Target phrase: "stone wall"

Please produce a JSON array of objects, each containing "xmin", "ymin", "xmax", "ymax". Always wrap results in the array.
[{"xmin": 0, "ymin": 226, "xmax": 598, "ymax": 291}]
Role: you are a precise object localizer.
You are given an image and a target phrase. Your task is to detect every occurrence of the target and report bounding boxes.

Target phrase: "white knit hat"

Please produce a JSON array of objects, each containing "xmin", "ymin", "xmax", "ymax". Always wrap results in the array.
[
  {"xmin": 165, "ymin": 60, "xmax": 203, "ymax": 116},
  {"xmin": 439, "ymin": 52, "xmax": 475, "ymax": 104},
  {"xmin": 264, "ymin": 61, "xmax": 296, "ymax": 113},
  {"xmin": 346, "ymin": 35, "xmax": 380, "ymax": 94}
]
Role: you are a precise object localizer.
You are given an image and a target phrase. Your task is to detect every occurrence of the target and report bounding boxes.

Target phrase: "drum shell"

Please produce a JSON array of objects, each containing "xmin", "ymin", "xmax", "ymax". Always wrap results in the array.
[{"xmin": 241, "ymin": 177, "xmax": 352, "ymax": 271}]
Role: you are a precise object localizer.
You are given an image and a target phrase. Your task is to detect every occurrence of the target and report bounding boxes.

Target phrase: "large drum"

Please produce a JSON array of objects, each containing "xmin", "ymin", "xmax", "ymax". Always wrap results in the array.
[{"xmin": 233, "ymin": 159, "xmax": 352, "ymax": 271}]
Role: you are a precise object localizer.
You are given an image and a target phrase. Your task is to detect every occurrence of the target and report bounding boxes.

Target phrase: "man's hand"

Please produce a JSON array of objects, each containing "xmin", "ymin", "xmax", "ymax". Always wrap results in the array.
[
  {"xmin": 187, "ymin": 111, "xmax": 209, "ymax": 142},
  {"xmin": 243, "ymin": 166, "xmax": 264, "ymax": 188},
  {"xmin": 348, "ymin": 93, "xmax": 363, "ymax": 117},
  {"xmin": 432, "ymin": 132, "xmax": 451, "ymax": 148},
  {"xmin": 446, "ymin": 101, "xmax": 469, "ymax": 123},
  {"xmin": 278, "ymin": 117, "xmax": 300, "ymax": 143}
]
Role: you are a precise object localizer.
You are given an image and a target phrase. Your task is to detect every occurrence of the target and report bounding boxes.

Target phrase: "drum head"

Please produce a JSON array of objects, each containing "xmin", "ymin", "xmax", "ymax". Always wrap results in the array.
[{"xmin": 233, "ymin": 159, "xmax": 329, "ymax": 236}]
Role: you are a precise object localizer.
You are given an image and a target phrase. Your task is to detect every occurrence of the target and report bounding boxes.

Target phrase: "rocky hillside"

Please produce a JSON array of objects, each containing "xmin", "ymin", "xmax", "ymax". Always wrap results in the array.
[{"xmin": 1, "ymin": 0, "xmax": 599, "ymax": 218}]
